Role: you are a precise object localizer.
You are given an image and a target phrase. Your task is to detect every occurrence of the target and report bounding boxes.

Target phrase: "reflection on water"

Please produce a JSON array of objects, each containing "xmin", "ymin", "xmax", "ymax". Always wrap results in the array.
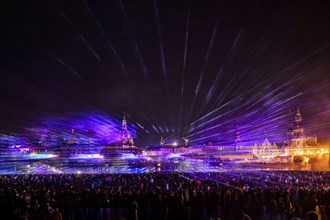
[{"xmin": 0, "ymin": 154, "xmax": 329, "ymax": 174}]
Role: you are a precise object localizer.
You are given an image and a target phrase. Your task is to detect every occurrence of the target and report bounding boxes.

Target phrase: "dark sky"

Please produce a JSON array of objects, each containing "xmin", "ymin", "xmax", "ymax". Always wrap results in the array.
[{"xmin": 0, "ymin": 0, "xmax": 329, "ymax": 146}]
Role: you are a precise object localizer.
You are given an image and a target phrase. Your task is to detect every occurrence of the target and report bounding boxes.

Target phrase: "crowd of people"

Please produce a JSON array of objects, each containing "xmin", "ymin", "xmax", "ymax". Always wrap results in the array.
[{"xmin": 0, "ymin": 171, "xmax": 329, "ymax": 219}]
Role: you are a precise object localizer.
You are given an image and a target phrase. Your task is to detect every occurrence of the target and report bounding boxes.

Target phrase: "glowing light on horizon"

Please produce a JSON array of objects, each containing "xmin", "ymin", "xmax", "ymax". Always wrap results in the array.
[
  {"xmin": 120, "ymin": 153, "xmax": 139, "ymax": 160},
  {"xmin": 71, "ymin": 154, "xmax": 104, "ymax": 159},
  {"xmin": 167, "ymin": 153, "xmax": 182, "ymax": 158},
  {"xmin": 27, "ymin": 153, "xmax": 58, "ymax": 159}
]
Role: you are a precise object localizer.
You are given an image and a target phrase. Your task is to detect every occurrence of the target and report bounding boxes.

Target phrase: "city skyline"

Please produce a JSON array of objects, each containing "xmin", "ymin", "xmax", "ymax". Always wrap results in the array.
[
  {"xmin": 0, "ymin": 108, "xmax": 325, "ymax": 148},
  {"xmin": 0, "ymin": 0, "xmax": 329, "ymax": 146}
]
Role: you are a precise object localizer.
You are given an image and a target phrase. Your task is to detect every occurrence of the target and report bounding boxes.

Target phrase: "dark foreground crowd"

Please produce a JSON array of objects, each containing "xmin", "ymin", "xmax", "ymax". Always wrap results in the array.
[{"xmin": 0, "ymin": 171, "xmax": 329, "ymax": 220}]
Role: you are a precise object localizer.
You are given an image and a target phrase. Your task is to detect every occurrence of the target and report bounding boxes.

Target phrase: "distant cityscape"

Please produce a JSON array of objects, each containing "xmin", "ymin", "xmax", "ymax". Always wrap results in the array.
[{"xmin": 0, "ymin": 108, "xmax": 328, "ymax": 171}]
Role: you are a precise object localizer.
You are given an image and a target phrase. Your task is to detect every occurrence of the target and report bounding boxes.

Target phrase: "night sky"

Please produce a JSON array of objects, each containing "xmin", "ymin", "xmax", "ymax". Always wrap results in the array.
[{"xmin": 0, "ymin": 0, "xmax": 329, "ymax": 146}]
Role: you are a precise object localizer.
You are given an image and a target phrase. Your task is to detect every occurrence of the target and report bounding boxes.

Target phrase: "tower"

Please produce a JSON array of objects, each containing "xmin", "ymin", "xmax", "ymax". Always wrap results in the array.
[
  {"xmin": 235, "ymin": 124, "xmax": 241, "ymax": 150},
  {"xmin": 293, "ymin": 108, "xmax": 304, "ymax": 136},
  {"xmin": 160, "ymin": 136, "xmax": 164, "ymax": 145},
  {"xmin": 183, "ymin": 137, "xmax": 189, "ymax": 146},
  {"xmin": 290, "ymin": 108, "xmax": 306, "ymax": 148},
  {"xmin": 121, "ymin": 116, "xmax": 134, "ymax": 146}
]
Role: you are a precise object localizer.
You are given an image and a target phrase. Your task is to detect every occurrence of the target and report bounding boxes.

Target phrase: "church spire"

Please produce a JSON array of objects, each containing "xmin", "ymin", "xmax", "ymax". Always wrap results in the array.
[
  {"xmin": 121, "ymin": 115, "xmax": 134, "ymax": 146},
  {"xmin": 235, "ymin": 124, "xmax": 241, "ymax": 147},
  {"xmin": 292, "ymin": 107, "xmax": 304, "ymax": 138},
  {"xmin": 160, "ymin": 136, "xmax": 164, "ymax": 145},
  {"xmin": 122, "ymin": 115, "xmax": 127, "ymax": 130},
  {"xmin": 294, "ymin": 107, "xmax": 303, "ymax": 128}
]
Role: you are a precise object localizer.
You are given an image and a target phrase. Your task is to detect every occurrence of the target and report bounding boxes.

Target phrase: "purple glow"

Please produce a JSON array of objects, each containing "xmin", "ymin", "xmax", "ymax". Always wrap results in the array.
[
  {"xmin": 16, "ymin": 111, "xmax": 138, "ymax": 147},
  {"xmin": 27, "ymin": 153, "xmax": 58, "ymax": 159},
  {"xmin": 167, "ymin": 153, "xmax": 182, "ymax": 158},
  {"xmin": 70, "ymin": 153, "xmax": 104, "ymax": 159},
  {"xmin": 120, "ymin": 153, "xmax": 139, "ymax": 160},
  {"xmin": 10, "ymin": 145, "xmax": 21, "ymax": 148},
  {"xmin": 19, "ymin": 148, "xmax": 30, "ymax": 153}
]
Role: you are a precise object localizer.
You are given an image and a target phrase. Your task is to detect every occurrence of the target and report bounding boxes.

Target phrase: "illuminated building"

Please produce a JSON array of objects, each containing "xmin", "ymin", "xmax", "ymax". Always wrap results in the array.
[
  {"xmin": 252, "ymin": 138, "xmax": 284, "ymax": 159},
  {"xmin": 102, "ymin": 116, "xmax": 139, "ymax": 156},
  {"xmin": 181, "ymin": 108, "xmax": 326, "ymax": 163},
  {"xmin": 287, "ymin": 108, "xmax": 318, "ymax": 148},
  {"xmin": 121, "ymin": 116, "xmax": 134, "ymax": 147}
]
